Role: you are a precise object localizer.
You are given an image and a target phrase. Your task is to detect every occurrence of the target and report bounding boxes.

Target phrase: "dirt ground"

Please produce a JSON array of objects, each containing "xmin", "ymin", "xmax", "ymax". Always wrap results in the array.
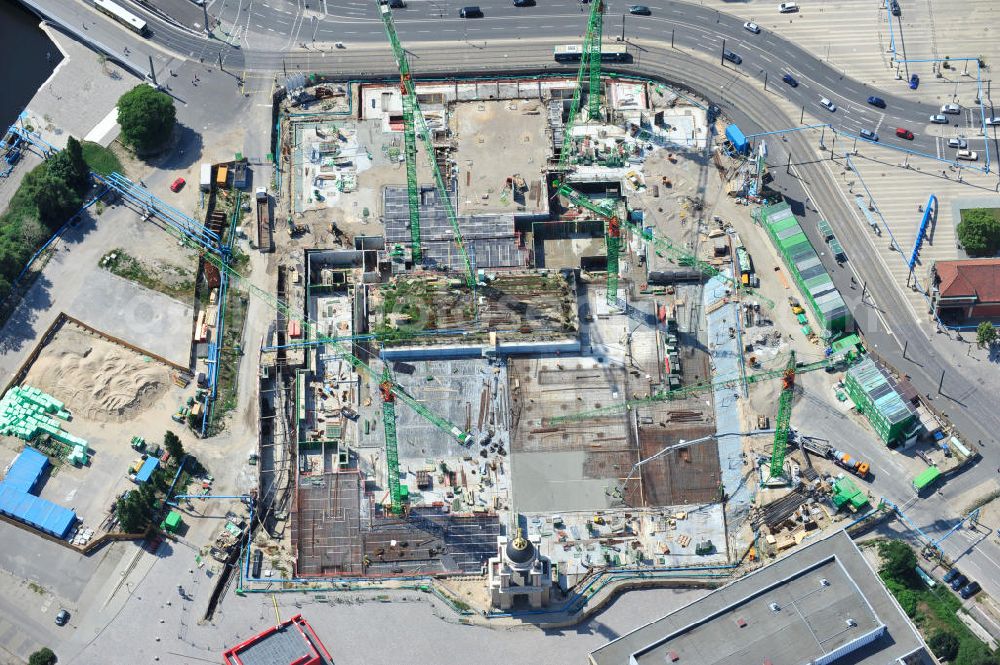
[
  {"xmin": 450, "ymin": 100, "xmax": 548, "ymax": 215},
  {"xmin": 23, "ymin": 322, "xmax": 171, "ymax": 423}
]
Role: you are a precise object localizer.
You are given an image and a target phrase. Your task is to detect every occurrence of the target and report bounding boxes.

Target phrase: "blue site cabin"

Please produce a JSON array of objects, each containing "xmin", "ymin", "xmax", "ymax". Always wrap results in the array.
[
  {"xmin": 135, "ymin": 456, "xmax": 160, "ymax": 484},
  {"xmin": 726, "ymin": 124, "xmax": 749, "ymax": 153}
]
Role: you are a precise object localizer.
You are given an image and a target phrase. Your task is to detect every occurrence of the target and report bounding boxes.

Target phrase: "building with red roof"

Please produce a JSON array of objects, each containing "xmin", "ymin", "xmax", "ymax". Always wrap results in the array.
[
  {"xmin": 222, "ymin": 614, "xmax": 333, "ymax": 665},
  {"xmin": 931, "ymin": 259, "xmax": 1000, "ymax": 321}
]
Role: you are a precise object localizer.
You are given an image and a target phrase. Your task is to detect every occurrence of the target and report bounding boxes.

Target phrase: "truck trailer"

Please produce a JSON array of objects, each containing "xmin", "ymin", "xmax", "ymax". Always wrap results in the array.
[{"xmin": 256, "ymin": 187, "xmax": 273, "ymax": 252}]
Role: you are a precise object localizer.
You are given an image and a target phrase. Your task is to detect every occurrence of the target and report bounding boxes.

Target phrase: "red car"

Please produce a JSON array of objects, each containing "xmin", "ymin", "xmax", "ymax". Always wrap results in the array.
[
  {"xmin": 169, "ymin": 177, "xmax": 186, "ymax": 192},
  {"xmin": 895, "ymin": 128, "xmax": 914, "ymax": 140}
]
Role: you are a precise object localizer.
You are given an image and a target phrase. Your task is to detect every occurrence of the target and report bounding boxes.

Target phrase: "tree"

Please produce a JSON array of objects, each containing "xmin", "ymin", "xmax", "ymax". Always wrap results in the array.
[
  {"xmin": 45, "ymin": 137, "xmax": 90, "ymax": 194},
  {"xmin": 116, "ymin": 85, "xmax": 176, "ymax": 153},
  {"xmin": 957, "ymin": 208, "xmax": 1000, "ymax": 256},
  {"xmin": 877, "ymin": 540, "xmax": 917, "ymax": 584},
  {"xmin": 33, "ymin": 173, "xmax": 83, "ymax": 227},
  {"xmin": 28, "ymin": 648, "xmax": 56, "ymax": 665},
  {"xmin": 116, "ymin": 492, "xmax": 147, "ymax": 533},
  {"xmin": 929, "ymin": 631, "xmax": 959, "ymax": 662},
  {"xmin": 977, "ymin": 321, "xmax": 997, "ymax": 349},
  {"xmin": 164, "ymin": 430, "xmax": 185, "ymax": 460}
]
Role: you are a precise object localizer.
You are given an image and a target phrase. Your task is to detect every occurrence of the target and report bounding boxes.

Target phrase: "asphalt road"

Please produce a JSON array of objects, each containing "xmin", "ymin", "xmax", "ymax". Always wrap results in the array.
[{"xmin": 16, "ymin": 0, "xmax": 1000, "ymax": 596}]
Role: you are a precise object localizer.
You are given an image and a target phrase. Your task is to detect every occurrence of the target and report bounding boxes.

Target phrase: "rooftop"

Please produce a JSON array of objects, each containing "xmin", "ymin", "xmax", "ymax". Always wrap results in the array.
[
  {"xmin": 935, "ymin": 258, "xmax": 1000, "ymax": 302},
  {"xmin": 589, "ymin": 530, "xmax": 932, "ymax": 665},
  {"xmin": 222, "ymin": 614, "xmax": 333, "ymax": 665}
]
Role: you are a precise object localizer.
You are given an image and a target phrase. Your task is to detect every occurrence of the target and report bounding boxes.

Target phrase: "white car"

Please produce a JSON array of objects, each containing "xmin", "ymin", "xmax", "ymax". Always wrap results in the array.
[
  {"xmin": 948, "ymin": 138, "xmax": 968, "ymax": 149},
  {"xmin": 940, "ymin": 103, "xmax": 961, "ymax": 114},
  {"xmin": 820, "ymin": 97, "xmax": 837, "ymax": 112},
  {"xmin": 744, "ymin": 21, "xmax": 761, "ymax": 33},
  {"xmin": 956, "ymin": 149, "xmax": 979, "ymax": 161},
  {"xmin": 986, "ymin": 117, "xmax": 1000, "ymax": 126},
  {"xmin": 778, "ymin": 2, "xmax": 799, "ymax": 13},
  {"xmin": 929, "ymin": 114, "xmax": 948, "ymax": 124}
]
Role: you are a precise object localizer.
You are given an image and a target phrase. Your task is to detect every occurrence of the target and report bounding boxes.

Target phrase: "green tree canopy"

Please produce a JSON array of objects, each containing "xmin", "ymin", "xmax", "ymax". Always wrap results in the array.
[
  {"xmin": 928, "ymin": 631, "xmax": 959, "ymax": 662},
  {"xmin": 977, "ymin": 321, "xmax": 997, "ymax": 349},
  {"xmin": 33, "ymin": 173, "xmax": 83, "ymax": 226},
  {"xmin": 45, "ymin": 137, "xmax": 90, "ymax": 194},
  {"xmin": 164, "ymin": 430, "xmax": 185, "ymax": 460},
  {"xmin": 957, "ymin": 208, "xmax": 1000, "ymax": 256},
  {"xmin": 116, "ymin": 85, "xmax": 176, "ymax": 153},
  {"xmin": 877, "ymin": 540, "xmax": 917, "ymax": 584},
  {"xmin": 116, "ymin": 491, "xmax": 147, "ymax": 533},
  {"xmin": 28, "ymin": 647, "xmax": 56, "ymax": 665}
]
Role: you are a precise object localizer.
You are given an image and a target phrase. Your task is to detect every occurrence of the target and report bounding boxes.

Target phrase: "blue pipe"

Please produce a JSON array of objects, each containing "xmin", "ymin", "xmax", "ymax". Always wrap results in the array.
[{"xmin": 908, "ymin": 194, "xmax": 937, "ymax": 270}]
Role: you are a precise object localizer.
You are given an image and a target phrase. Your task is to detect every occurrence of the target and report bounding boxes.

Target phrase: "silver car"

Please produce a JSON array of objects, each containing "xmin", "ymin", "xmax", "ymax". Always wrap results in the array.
[
  {"xmin": 948, "ymin": 138, "xmax": 967, "ymax": 149},
  {"xmin": 929, "ymin": 114, "xmax": 948, "ymax": 124}
]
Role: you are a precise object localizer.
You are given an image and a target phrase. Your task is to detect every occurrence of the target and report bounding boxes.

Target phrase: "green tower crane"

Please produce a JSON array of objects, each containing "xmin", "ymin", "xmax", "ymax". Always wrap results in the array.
[
  {"xmin": 768, "ymin": 352, "xmax": 797, "ymax": 480},
  {"xmin": 380, "ymin": 366, "xmax": 403, "ymax": 514},
  {"xmin": 378, "ymin": 4, "xmax": 476, "ymax": 288},
  {"xmin": 587, "ymin": 0, "xmax": 605, "ymax": 120}
]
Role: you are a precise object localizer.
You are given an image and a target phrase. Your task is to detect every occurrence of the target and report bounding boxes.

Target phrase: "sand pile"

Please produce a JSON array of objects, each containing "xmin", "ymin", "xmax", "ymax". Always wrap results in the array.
[{"xmin": 23, "ymin": 324, "xmax": 170, "ymax": 422}]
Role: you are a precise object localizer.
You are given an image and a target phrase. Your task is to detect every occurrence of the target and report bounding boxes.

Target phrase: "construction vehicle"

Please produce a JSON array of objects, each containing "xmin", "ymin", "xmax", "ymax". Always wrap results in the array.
[
  {"xmin": 256, "ymin": 187, "xmax": 272, "ymax": 252},
  {"xmin": 833, "ymin": 449, "xmax": 871, "ymax": 479}
]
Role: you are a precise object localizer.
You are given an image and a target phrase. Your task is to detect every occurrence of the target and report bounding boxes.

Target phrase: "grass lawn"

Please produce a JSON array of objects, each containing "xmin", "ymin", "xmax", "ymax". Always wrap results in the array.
[{"xmin": 81, "ymin": 141, "xmax": 123, "ymax": 176}]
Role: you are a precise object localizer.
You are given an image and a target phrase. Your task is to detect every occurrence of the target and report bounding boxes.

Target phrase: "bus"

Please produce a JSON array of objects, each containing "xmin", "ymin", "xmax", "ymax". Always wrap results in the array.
[
  {"xmin": 94, "ymin": 0, "xmax": 150, "ymax": 37},
  {"xmin": 554, "ymin": 43, "xmax": 629, "ymax": 63}
]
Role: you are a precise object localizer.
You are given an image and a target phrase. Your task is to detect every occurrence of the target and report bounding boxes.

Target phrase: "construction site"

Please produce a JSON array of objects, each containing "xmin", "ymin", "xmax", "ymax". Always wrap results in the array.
[
  {"xmin": 227, "ymin": 4, "xmax": 968, "ymax": 608},
  {"xmin": 0, "ymin": 2, "xmax": 983, "ymax": 630}
]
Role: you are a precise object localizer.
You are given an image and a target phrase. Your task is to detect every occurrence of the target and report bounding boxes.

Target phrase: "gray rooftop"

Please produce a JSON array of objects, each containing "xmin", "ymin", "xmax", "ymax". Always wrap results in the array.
[
  {"xmin": 231, "ymin": 620, "xmax": 329, "ymax": 665},
  {"xmin": 589, "ymin": 530, "xmax": 932, "ymax": 665}
]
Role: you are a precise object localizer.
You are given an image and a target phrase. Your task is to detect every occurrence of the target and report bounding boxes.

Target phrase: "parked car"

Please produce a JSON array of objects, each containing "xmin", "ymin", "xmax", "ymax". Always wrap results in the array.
[
  {"xmin": 782, "ymin": 73, "xmax": 798, "ymax": 87},
  {"xmin": 985, "ymin": 117, "xmax": 1000, "ymax": 126},
  {"xmin": 860, "ymin": 129, "xmax": 879, "ymax": 142},
  {"xmin": 943, "ymin": 568, "xmax": 961, "ymax": 584},
  {"xmin": 909, "ymin": 73, "xmax": 919, "ymax": 89},
  {"xmin": 941, "ymin": 103, "xmax": 961, "ymax": 114},
  {"xmin": 169, "ymin": 177, "xmax": 186, "ymax": 192},
  {"xmin": 950, "ymin": 573, "xmax": 968, "ymax": 591},
  {"xmin": 948, "ymin": 137, "xmax": 968, "ymax": 149},
  {"xmin": 723, "ymin": 50, "xmax": 742, "ymax": 65},
  {"xmin": 628, "ymin": 5, "xmax": 651, "ymax": 15},
  {"xmin": 778, "ymin": 2, "xmax": 799, "ymax": 13},
  {"xmin": 896, "ymin": 127, "xmax": 914, "ymax": 140},
  {"xmin": 930, "ymin": 114, "xmax": 948, "ymax": 124},
  {"xmin": 743, "ymin": 21, "xmax": 761, "ymax": 34},
  {"xmin": 960, "ymin": 581, "xmax": 981, "ymax": 599},
  {"xmin": 956, "ymin": 149, "xmax": 978, "ymax": 161},
  {"xmin": 820, "ymin": 97, "xmax": 837, "ymax": 112},
  {"xmin": 55, "ymin": 609, "xmax": 69, "ymax": 626},
  {"xmin": 890, "ymin": 0, "xmax": 901, "ymax": 16},
  {"xmin": 867, "ymin": 96, "xmax": 886, "ymax": 108}
]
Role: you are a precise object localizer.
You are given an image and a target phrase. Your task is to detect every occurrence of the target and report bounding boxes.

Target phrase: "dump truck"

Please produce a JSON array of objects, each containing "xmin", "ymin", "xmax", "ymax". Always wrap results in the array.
[
  {"xmin": 833, "ymin": 449, "xmax": 871, "ymax": 480},
  {"xmin": 256, "ymin": 187, "xmax": 273, "ymax": 252}
]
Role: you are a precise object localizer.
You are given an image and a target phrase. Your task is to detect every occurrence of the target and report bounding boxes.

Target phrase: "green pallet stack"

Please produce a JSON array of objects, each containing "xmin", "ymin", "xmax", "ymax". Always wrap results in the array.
[
  {"xmin": 843, "ymin": 357, "xmax": 917, "ymax": 445},
  {"xmin": 759, "ymin": 202, "xmax": 852, "ymax": 337},
  {"xmin": 0, "ymin": 385, "xmax": 88, "ymax": 450}
]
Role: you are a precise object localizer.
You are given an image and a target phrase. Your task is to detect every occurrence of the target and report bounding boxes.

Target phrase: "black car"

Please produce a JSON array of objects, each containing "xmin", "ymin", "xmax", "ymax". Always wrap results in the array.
[
  {"xmin": 950, "ymin": 573, "xmax": 968, "ymax": 591},
  {"xmin": 513, "ymin": 0, "xmax": 535, "ymax": 5},
  {"xmin": 723, "ymin": 50, "xmax": 742, "ymax": 65},
  {"xmin": 890, "ymin": 0, "xmax": 901, "ymax": 16},
  {"xmin": 960, "ymin": 581, "xmax": 981, "ymax": 599},
  {"xmin": 943, "ymin": 568, "xmax": 960, "ymax": 584},
  {"xmin": 867, "ymin": 96, "xmax": 886, "ymax": 108},
  {"xmin": 459, "ymin": 5, "xmax": 483, "ymax": 17},
  {"xmin": 55, "ymin": 609, "xmax": 69, "ymax": 626},
  {"xmin": 628, "ymin": 5, "xmax": 652, "ymax": 15},
  {"xmin": 782, "ymin": 73, "xmax": 798, "ymax": 87}
]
